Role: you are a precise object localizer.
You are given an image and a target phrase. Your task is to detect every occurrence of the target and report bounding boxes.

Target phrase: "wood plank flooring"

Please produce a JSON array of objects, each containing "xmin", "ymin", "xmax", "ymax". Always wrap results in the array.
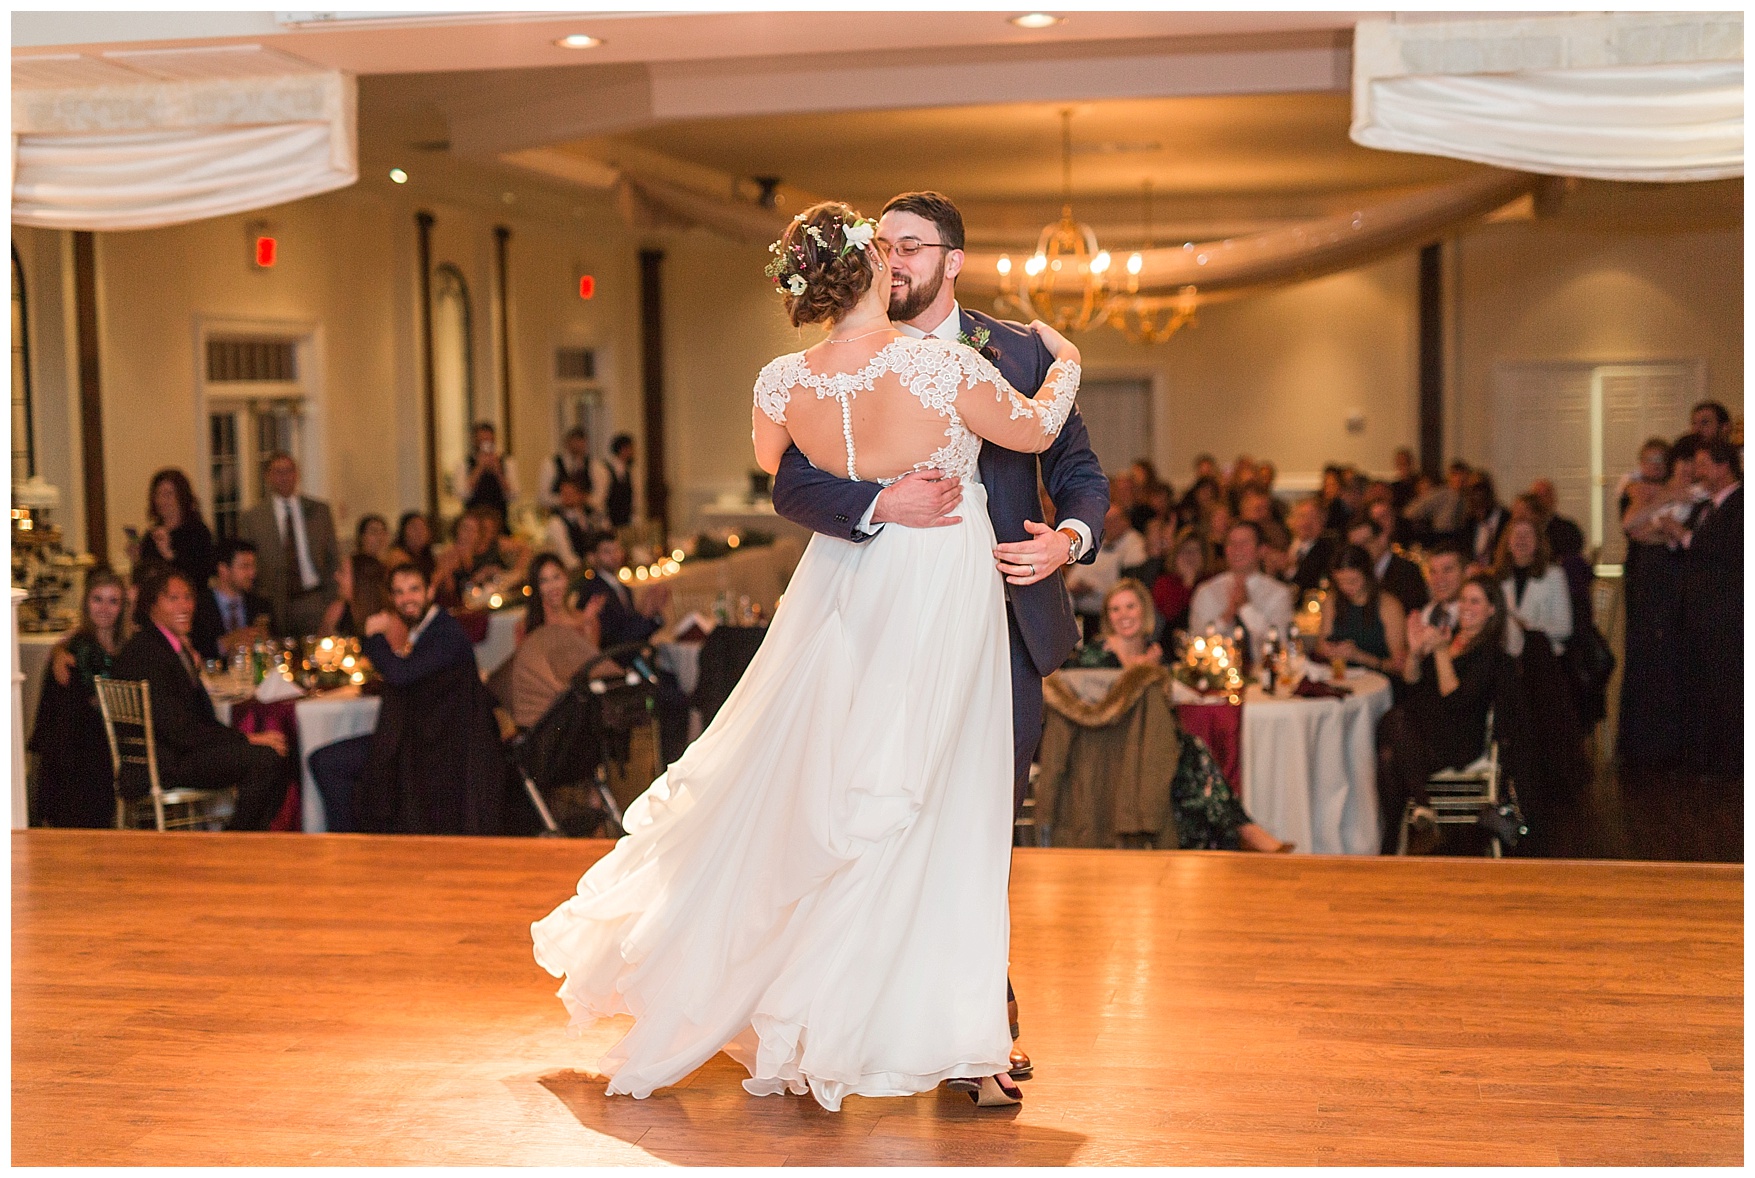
[{"xmin": 12, "ymin": 831, "xmax": 1742, "ymax": 1165}]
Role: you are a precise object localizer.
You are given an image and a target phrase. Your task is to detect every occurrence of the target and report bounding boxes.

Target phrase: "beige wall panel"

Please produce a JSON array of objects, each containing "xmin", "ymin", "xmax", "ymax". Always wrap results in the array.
[{"xmin": 1452, "ymin": 224, "xmax": 1743, "ymax": 473}]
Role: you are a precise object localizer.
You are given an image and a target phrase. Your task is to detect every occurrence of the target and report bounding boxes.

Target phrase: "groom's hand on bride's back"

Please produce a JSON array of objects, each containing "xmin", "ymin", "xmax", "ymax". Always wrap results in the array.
[{"xmin": 871, "ymin": 469, "xmax": 962, "ymax": 529}]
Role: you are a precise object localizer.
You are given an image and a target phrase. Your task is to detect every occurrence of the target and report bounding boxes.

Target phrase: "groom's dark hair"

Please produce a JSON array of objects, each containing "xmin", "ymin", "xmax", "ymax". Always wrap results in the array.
[{"xmin": 882, "ymin": 191, "xmax": 965, "ymax": 251}]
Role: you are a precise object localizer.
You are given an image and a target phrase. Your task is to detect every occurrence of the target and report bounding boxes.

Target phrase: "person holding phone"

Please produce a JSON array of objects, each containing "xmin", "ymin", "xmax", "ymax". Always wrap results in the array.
[{"xmin": 455, "ymin": 421, "xmax": 520, "ymax": 531}]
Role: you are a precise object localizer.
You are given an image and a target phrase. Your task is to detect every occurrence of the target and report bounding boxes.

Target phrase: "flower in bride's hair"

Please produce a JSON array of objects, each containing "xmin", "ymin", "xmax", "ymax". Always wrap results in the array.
[
  {"xmin": 842, "ymin": 220, "xmax": 875, "ymax": 252},
  {"xmin": 785, "ymin": 274, "xmax": 808, "ymax": 296}
]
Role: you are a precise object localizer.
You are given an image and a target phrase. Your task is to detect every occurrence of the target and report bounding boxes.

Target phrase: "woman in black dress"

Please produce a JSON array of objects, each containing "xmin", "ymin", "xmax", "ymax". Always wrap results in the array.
[
  {"xmin": 30, "ymin": 570, "xmax": 132, "ymax": 827},
  {"xmin": 1616, "ymin": 437, "xmax": 1690, "ymax": 768},
  {"xmin": 1377, "ymin": 573, "xmax": 1519, "ymax": 854},
  {"xmin": 131, "ymin": 468, "xmax": 216, "ymax": 591}
]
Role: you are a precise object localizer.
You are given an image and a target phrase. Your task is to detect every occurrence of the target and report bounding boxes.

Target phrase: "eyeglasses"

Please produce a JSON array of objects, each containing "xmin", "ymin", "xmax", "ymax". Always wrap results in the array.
[{"xmin": 880, "ymin": 238, "xmax": 954, "ymax": 258}]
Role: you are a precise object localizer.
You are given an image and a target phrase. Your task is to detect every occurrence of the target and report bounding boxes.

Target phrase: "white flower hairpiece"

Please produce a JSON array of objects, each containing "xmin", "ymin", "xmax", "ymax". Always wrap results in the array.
[{"xmin": 764, "ymin": 212, "xmax": 880, "ymax": 296}]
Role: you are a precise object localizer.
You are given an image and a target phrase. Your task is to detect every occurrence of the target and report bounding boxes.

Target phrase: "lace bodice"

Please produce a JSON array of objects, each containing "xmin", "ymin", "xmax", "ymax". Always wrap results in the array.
[{"xmin": 753, "ymin": 337, "xmax": 1080, "ymax": 485}]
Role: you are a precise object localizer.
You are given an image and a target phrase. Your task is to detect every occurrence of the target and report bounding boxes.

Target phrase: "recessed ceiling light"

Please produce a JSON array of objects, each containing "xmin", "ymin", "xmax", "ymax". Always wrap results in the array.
[
  {"xmin": 388, "ymin": 167, "xmax": 408, "ymax": 184},
  {"xmin": 555, "ymin": 33, "xmax": 603, "ymax": 49},
  {"xmin": 1010, "ymin": 13, "xmax": 1062, "ymax": 29}
]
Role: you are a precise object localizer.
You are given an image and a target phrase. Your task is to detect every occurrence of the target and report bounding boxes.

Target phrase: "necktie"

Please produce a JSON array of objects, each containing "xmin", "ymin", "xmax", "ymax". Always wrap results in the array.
[
  {"xmin": 281, "ymin": 500, "xmax": 303, "ymax": 592},
  {"xmin": 174, "ymin": 638, "xmax": 200, "ymax": 684}
]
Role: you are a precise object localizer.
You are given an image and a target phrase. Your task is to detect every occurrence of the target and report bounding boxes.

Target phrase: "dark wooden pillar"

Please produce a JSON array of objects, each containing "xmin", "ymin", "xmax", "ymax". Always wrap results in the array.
[
  {"xmin": 1418, "ymin": 242, "xmax": 1444, "ymax": 480},
  {"xmin": 493, "ymin": 225, "xmax": 513, "ymax": 452},
  {"xmin": 72, "ymin": 231, "xmax": 108, "ymax": 565},
  {"xmin": 638, "ymin": 248, "xmax": 669, "ymax": 537},
  {"xmin": 415, "ymin": 211, "xmax": 438, "ymax": 520}
]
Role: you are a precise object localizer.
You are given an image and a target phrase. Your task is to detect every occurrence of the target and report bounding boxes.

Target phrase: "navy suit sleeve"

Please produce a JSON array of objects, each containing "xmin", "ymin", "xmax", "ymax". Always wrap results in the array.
[
  {"xmin": 364, "ymin": 614, "xmax": 476, "ymax": 687},
  {"xmin": 770, "ymin": 443, "xmax": 884, "ymax": 545},
  {"xmin": 1032, "ymin": 325, "xmax": 1107, "ymax": 564}
]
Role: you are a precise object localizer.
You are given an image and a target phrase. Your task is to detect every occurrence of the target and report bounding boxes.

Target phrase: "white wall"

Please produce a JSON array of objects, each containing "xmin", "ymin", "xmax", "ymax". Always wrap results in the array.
[{"xmin": 1451, "ymin": 221, "xmax": 1744, "ymax": 474}]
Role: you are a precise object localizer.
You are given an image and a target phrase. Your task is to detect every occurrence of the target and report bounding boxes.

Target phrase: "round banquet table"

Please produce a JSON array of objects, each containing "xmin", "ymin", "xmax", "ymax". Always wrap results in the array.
[
  {"xmin": 215, "ymin": 685, "xmax": 381, "ymax": 832},
  {"xmin": 1237, "ymin": 670, "xmax": 1393, "ymax": 855}
]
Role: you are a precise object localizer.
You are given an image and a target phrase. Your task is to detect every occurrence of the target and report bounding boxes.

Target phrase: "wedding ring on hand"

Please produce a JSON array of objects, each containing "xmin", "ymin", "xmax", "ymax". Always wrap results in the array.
[{"xmin": 1027, "ymin": 564, "xmax": 1035, "ymax": 577}]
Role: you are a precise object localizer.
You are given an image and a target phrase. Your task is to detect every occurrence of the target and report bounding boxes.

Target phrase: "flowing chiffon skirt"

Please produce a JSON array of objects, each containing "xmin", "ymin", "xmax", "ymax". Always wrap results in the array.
[{"xmin": 531, "ymin": 486, "xmax": 1015, "ymax": 1111}]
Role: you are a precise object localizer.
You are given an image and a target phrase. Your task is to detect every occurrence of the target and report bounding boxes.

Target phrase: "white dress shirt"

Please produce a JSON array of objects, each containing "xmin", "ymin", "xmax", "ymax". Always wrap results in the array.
[
  {"xmin": 1188, "ymin": 570, "xmax": 1295, "ymax": 647},
  {"xmin": 537, "ymin": 453, "xmax": 611, "ymax": 514},
  {"xmin": 857, "ymin": 303, "xmax": 1094, "ymax": 559},
  {"xmin": 544, "ymin": 510, "xmax": 594, "ymax": 569},
  {"xmin": 276, "ymin": 495, "xmax": 319, "ymax": 592},
  {"xmin": 1501, "ymin": 566, "xmax": 1572, "ymax": 655}
]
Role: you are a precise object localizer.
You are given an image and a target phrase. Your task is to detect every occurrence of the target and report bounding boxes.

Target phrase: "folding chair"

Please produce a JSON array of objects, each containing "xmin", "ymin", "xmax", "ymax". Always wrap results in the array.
[{"xmin": 94, "ymin": 678, "xmax": 235, "ymax": 832}]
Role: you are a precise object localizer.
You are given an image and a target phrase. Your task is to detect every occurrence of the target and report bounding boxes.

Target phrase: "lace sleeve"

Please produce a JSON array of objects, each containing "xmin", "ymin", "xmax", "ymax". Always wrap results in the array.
[
  {"xmin": 946, "ymin": 345, "xmax": 1081, "ymax": 454},
  {"xmin": 752, "ymin": 356, "xmax": 796, "ymax": 424}
]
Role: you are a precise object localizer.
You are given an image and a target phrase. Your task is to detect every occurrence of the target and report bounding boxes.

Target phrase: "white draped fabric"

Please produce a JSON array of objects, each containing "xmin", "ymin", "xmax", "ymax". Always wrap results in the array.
[
  {"xmin": 1351, "ymin": 15, "xmax": 1743, "ymax": 183},
  {"xmin": 12, "ymin": 53, "xmax": 357, "ymax": 231}
]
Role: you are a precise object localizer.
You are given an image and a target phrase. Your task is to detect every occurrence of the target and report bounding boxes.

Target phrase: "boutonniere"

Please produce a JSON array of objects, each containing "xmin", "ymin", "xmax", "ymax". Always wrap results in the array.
[{"xmin": 955, "ymin": 325, "xmax": 1000, "ymax": 363}]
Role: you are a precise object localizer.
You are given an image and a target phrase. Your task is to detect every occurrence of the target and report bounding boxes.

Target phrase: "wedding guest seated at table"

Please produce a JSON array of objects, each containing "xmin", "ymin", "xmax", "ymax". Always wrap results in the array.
[
  {"xmin": 311, "ymin": 562, "xmax": 510, "ymax": 835},
  {"xmin": 1188, "ymin": 520, "xmax": 1294, "ymax": 658},
  {"xmin": 1063, "ymin": 579, "xmax": 1165, "ymax": 669},
  {"xmin": 542, "ymin": 476, "xmax": 596, "ymax": 571},
  {"xmin": 110, "ymin": 566, "xmax": 290, "ymax": 830},
  {"xmin": 1345, "ymin": 513, "xmax": 1429, "ymax": 615},
  {"xmin": 1257, "ymin": 519, "xmax": 1293, "ymax": 583},
  {"xmin": 1317, "ymin": 544, "xmax": 1407, "ymax": 677},
  {"xmin": 1120, "ymin": 516, "xmax": 1170, "ymax": 593},
  {"xmin": 1378, "ymin": 573, "xmax": 1520, "ymax": 854},
  {"xmin": 30, "ymin": 570, "xmax": 131, "ymax": 828},
  {"xmin": 509, "ymin": 553, "xmax": 608, "ymax": 730},
  {"xmin": 578, "ymin": 530, "xmax": 669, "ymax": 649},
  {"xmin": 1401, "ymin": 459, "xmax": 1470, "ymax": 547},
  {"xmin": 1039, "ymin": 582, "xmax": 1290, "ymax": 853},
  {"xmin": 1285, "ymin": 497, "xmax": 1338, "ymax": 596},
  {"xmin": 129, "ymin": 467, "xmax": 217, "ymax": 592},
  {"xmin": 433, "ymin": 510, "xmax": 498, "ymax": 608},
  {"xmin": 476, "ymin": 505, "xmax": 532, "ymax": 584},
  {"xmin": 1175, "ymin": 474, "xmax": 1222, "ymax": 532},
  {"xmin": 1151, "ymin": 527, "xmax": 1209, "ymax": 633},
  {"xmin": 389, "ymin": 511, "xmax": 437, "ymax": 581},
  {"xmin": 355, "ymin": 513, "xmax": 392, "ymax": 561},
  {"xmin": 1465, "ymin": 474, "xmax": 1510, "ymax": 570},
  {"xmin": 320, "ymin": 552, "xmax": 390, "ymax": 637},
  {"xmin": 190, "ymin": 538, "xmax": 272, "ymax": 661}
]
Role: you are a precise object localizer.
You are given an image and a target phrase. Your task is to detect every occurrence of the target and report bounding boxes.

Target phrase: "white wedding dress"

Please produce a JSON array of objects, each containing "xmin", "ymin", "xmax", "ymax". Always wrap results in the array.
[{"xmin": 532, "ymin": 336, "xmax": 1079, "ymax": 1112}]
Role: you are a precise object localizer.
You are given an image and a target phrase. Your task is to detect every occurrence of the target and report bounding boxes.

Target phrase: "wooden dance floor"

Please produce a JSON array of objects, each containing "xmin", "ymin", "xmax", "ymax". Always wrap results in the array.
[{"xmin": 13, "ymin": 830, "xmax": 1742, "ymax": 1165}]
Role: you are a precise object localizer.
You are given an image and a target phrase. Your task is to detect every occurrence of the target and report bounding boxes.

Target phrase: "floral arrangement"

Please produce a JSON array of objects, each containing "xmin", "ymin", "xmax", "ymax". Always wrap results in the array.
[
  {"xmin": 1171, "ymin": 631, "xmax": 1245, "ymax": 702},
  {"xmin": 765, "ymin": 212, "xmax": 877, "ymax": 296},
  {"xmin": 954, "ymin": 325, "xmax": 992, "ymax": 352}
]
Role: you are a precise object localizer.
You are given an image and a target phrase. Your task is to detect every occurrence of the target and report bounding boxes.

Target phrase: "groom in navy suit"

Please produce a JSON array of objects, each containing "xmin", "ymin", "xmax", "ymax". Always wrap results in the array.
[{"xmin": 771, "ymin": 191, "xmax": 1109, "ymax": 1078}]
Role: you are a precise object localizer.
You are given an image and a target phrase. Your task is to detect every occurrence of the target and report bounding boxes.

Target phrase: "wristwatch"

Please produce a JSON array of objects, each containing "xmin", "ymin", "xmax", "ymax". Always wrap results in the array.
[{"xmin": 1059, "ymin": 526, "xmax": 1083, "ymax": 563}]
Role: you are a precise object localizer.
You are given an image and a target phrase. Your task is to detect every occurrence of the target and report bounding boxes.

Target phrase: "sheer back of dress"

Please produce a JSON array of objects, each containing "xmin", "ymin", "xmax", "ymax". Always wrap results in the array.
[{"xmin": 754, "ymin": 337, "xmax": 1078, "ymax": 486}]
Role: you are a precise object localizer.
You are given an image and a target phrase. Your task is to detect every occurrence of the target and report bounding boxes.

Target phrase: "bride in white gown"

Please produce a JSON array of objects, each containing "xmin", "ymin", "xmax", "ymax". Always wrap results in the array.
[{"xmin": 531, "ymin": 201, "xmax": 1081, "ymax": 1112}]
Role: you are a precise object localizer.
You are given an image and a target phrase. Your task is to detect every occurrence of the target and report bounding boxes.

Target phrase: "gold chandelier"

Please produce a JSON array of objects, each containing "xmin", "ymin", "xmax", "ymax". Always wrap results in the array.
[
  {"xmin": 1106, "ymin": 180, "xmax": 1200, "ymax": 345},
  {"xmin": 997, "ymin": 109, "xmax": 1111, "ymax": 332}
]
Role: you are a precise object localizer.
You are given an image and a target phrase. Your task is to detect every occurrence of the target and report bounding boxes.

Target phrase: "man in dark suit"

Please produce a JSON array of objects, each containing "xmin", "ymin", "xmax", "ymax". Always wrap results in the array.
[
  {"xmin": 770, "ymin": 191, "xmax": 1109, "ymax": 1082},
  {"xmin": 1284, "ymin": 497, "xmax": 1338, "ymax": 596},
  {"xmin": 577, "ymin": 531, "xmax": 668, "ymax": 649},
  {"xmin": 312, "ymin": 562, "xmax": 510, "ymax": 834},
  {"xmin": 190, "ymin": 538, "xmax": 272, "ymax": 661},
  {"xmin": 1670, "ymin": 438, "xmax": 1742, "ymax": 779},
  {"xmin": 237, "ymin": 452, "xmax": 340, "ymax": 638},
  {"xmin": 1347, "ymin": 514, "xmax": 1429, "ymax": 615},
  {"xmin": 111, "ymin": 566, "xmax": 289, "ymax": 829}
]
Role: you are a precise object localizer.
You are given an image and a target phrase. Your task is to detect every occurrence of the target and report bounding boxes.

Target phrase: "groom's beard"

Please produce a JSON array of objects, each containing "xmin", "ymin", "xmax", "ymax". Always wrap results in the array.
[{"xmin": 889, "ymin": 256, "xmax": 947, "ymax": 322}]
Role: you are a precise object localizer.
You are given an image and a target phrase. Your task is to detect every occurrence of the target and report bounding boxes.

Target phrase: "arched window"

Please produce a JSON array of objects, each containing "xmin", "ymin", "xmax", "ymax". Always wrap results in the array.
[
  {"xmin": 11, "ymin": 245, "xmax": 36, "ymax": 483},
  {"xmin": 431, "ymin": 263, "xmax": 475, "ymax": 510}
]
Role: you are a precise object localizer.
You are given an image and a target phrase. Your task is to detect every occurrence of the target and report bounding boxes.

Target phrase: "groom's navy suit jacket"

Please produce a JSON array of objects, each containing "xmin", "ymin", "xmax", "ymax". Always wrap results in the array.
[{"xmin": 771, "ymin": 306, "xmax": 1109, "ymax": 678}]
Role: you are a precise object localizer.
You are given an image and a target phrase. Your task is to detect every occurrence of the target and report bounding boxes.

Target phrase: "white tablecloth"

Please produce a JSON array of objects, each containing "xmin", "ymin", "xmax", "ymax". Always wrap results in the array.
[
  {"xmin": 215, "ymin": 687, "xmax": 381, "ymax": 833},
  {"xmin": 473, "ymin": 608, "xmax": 523, "ymax": 676},
  {"xmin": 1239, "ymin": 671, "xmax": 1393, "ymax": 856}
]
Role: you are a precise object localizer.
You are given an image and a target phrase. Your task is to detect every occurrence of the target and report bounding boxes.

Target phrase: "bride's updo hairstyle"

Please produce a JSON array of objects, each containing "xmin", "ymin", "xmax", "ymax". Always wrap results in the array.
[{"xmin": 765, "ymin": 201, "xmax": 878, "ymax": 328}]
